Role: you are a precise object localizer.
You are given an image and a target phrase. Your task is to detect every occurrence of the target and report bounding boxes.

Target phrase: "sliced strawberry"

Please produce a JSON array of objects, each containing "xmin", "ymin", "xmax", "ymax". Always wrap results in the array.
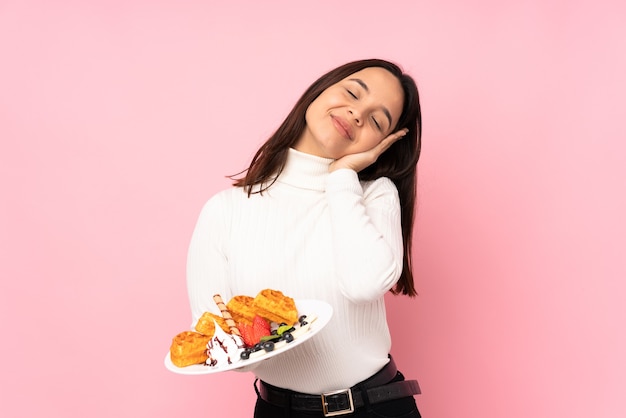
[
  {"xmin": 238, "ymin": 322, "xmax": 256, "ymax": 347},
  {"xmin": 253, "ymin": 315, "xmax": 271, "ymax": 337},
  {"xmin": 253, "ymin": 315, "xmax": 271, "ymax": 334}
]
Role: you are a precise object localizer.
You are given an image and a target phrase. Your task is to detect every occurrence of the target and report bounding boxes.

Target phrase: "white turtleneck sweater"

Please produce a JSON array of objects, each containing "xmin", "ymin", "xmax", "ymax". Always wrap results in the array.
[{"xmin": 186, "ymin": 148, "xmax": 404, "ymax": 393}]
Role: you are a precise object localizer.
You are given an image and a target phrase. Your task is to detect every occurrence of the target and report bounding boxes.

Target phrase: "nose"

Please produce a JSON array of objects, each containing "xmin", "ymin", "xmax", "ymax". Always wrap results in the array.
[{"xmin": 348, "ymin": 108, "xmax": 363, "ymax": 126}]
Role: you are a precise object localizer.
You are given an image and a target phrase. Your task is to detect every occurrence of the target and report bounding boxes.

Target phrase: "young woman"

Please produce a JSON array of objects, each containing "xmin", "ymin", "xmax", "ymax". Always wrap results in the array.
[{"xmin": 186, "ymin": 58, "xmax": 422, "ymax": 417}]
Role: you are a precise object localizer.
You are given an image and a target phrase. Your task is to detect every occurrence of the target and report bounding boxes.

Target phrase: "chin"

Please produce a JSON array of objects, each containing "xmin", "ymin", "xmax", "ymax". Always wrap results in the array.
[
  {"xmin": 321, "ymin": 148, "xmax": 345, "ymax": 160},
  {"xmin": 324, "ymin": 140, "xmax": 353, "ymax": 159}
]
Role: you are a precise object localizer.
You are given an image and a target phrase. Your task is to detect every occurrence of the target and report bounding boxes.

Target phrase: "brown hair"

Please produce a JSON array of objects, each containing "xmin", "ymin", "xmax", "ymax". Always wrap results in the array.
[{"xmin": 232, "ymin": 58, "xmax": 422, "ymax": 296}]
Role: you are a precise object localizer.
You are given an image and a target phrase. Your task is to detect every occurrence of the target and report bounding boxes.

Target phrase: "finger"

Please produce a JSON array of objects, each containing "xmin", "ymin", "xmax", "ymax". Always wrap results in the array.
[
  {"xmin": 393, "ymin": 128, "xmax": 409, "ymax": 140},
  {"xmin": 384, "ymin": 128, "xmax": 408, "ymax": 145},
  {"xmin": 377, "ymin": 128, "xmax": 408, "ymax": 153}
]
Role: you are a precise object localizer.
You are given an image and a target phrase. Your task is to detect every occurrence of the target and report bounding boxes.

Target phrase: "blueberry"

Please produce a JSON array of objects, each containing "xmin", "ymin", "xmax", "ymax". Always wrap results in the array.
[
  {"xmin": 262, "ymin": 341, "xmax": 275, "ymax": 352},
  {"xmin": 282, "ymin": 332, "xmax": 294, "ymax": 343},
  {"xmin": 240, "ymin": 350, "xmax": 251, "ymax": 360},
  {"xmin": 298, "ymin": 315, "xmax": 307, "ymax": 323},
  {"xmin": 252, "ymin": 343, "xmax": 263, "ymax": 352}
]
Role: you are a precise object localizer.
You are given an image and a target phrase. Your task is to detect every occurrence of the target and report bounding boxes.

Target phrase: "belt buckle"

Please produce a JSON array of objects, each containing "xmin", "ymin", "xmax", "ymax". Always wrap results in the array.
[{"xmin": 321, "ymin": 388, "xmax": 354, "ymax": 417}]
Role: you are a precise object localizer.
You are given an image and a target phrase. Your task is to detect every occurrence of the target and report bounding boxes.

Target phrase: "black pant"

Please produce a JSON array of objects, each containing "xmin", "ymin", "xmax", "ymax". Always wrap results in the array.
[{"xmin": 253, "ymin": 371, "xmax": 421, "ymax": 418}]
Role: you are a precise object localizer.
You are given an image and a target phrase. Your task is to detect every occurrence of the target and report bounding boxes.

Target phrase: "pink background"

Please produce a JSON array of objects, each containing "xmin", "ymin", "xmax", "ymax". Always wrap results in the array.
[{"xmin": 1, "ymin": 1, "xmax": 625, "ymax": 417}]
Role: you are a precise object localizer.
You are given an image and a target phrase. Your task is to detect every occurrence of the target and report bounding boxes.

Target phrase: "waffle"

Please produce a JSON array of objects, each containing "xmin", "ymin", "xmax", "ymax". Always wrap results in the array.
[
  {"xmin": 252, "ymin": 289, "xmax": 298, "ymax": 325},
  {"xmin": 194, "ymin": 312, "xmax": 230, "ymax": 337},
  {"xmin": 226, "ymin": 295, "xmax": 256, "ymax": 325},
  {"xmin": 169, "ymin": 331, "xmax": 210, "ymax": 367}
]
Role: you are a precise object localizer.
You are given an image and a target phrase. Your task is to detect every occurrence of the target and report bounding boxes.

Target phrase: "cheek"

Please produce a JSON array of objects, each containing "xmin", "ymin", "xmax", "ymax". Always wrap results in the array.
[
  {"xmin": 305, "ymin": 97, "xmax": 326, "ymax": 122},
  {"xmin": 357, "ymin": 132, "xmax": 385, "ymax": 151},
  {"xmin": 370, "ymin": 130, "xmax": 387, "ymax": 144},
  {"xmin": 304, "ymin": 103, "xmax": 322, "ymax": 130}
]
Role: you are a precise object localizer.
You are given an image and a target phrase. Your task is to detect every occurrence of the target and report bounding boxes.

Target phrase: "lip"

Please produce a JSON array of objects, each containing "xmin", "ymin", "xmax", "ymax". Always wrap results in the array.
[{"xmin": 330, "ymin": 115, "xmax": 353, "ymax": 141}]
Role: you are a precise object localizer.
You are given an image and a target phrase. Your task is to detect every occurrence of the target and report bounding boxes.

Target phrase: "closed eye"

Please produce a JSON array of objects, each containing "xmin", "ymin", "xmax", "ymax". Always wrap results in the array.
[
  {"xmin": 372, "ymin": 117, "xmax": 382, "ymax": 131},
  {"xmin": 346, "ymin": 89, "xmax": 357, "ymax": 99},
  {"xmin": 347, "ymin": 78, "xmax": 393, "ymax": 128}
]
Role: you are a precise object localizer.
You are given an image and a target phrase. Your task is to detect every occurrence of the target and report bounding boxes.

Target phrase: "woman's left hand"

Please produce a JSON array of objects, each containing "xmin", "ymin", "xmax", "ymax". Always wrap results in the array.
[{"xmin": 329, "ymin": 128, "xmax": 408, "ymax": 173}]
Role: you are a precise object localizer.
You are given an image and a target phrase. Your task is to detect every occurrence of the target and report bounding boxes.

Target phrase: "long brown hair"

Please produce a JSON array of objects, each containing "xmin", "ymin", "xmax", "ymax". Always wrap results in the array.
[{"xmin": 232, "ymin": 58, "xmax": 422, "ymax": 296}]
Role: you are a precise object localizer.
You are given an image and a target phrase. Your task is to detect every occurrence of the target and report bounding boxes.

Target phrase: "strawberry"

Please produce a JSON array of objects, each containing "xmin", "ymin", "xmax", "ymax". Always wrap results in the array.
[
  {"xmin": 238, "ymin": 316, "xmax": 272, "ymax": 347},
  {"xmin": 253, "ymin": 315, "xmax": 271, "ymax": 335},
  {"xmin": 253, "ymin": 315, "xmax": 271, "ymax": 343},
  {"xmin": 238, "ymin": 322, "xmax": 256, "ymax": 347}
]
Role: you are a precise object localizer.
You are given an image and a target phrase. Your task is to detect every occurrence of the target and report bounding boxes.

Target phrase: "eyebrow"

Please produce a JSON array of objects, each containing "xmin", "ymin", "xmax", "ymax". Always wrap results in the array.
[{"xmin": 348, "ymin": 78, "xmax": 393, "ymax": 128}]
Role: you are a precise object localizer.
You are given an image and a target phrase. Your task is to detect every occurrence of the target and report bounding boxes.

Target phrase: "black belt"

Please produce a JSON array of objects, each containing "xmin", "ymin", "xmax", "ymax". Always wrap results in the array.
[{"xmin": 257, "ymin": 356, "xmax": 421, "ymax": 417}]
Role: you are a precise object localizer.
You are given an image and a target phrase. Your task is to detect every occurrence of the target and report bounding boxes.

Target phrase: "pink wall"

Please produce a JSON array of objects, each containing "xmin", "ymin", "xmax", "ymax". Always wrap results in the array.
[{"xmin": 1, "ymin": 1, "xmax": 625, "ymax": 417}]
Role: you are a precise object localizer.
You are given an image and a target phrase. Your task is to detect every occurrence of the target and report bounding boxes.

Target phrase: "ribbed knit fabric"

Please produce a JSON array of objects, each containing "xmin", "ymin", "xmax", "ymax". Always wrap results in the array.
[{"xmin": 186, "ymin": 148, "xmax": 404, "ymax": 393}]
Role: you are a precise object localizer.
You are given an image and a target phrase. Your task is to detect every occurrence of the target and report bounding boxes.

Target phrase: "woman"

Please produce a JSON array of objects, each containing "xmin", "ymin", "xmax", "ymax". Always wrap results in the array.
[{"xmin": 186, "ymin": 58, "xmax": 422, "ymax": 417}]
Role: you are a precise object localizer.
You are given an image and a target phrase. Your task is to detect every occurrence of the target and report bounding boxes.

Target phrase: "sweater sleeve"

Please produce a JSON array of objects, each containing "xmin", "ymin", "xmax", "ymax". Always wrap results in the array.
[
  {"xmin": 325, "ymin": 169, "xmax": 403, "ymax": 304},
  {"xmin": 186, "ymin": 192, "xmax": 232, "ymax": 329}
]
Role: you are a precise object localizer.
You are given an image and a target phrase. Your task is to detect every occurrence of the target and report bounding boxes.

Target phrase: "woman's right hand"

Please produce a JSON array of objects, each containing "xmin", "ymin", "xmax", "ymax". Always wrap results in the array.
[{"xmin": 329, "ymin": 128, "xmax": 408, "ymax": 173}]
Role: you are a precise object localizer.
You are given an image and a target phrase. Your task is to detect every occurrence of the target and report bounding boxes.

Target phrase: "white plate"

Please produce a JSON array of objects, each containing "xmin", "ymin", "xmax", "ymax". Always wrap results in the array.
[{"xmin": 164, "ymin": 299, "xmax": 333, "ymax": 375}]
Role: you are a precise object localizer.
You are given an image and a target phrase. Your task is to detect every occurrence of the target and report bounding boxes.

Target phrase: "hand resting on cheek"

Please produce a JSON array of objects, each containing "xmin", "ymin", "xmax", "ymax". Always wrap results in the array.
[{"xmin": 329, "ymin": 128, "xmax": 409, "ymax": 173}]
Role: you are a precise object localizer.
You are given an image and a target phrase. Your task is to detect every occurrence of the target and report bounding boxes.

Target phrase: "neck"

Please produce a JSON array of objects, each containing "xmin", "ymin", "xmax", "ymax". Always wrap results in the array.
[{"xmin": 276, "ymin": 148, "xmax": 334, "ymax": 191}]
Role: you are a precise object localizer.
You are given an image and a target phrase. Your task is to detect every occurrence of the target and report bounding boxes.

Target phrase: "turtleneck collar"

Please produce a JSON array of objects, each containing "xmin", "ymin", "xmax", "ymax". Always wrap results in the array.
[{"xmin": 276, "ymin": 148, "xmax": 334, "ymax": 191}]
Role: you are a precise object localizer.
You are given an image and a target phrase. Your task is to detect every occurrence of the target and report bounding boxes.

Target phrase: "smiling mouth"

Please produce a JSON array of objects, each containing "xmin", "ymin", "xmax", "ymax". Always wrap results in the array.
[{"xmin": 331, "ymin": 115, "xmax": 353, "ymax": 140}]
